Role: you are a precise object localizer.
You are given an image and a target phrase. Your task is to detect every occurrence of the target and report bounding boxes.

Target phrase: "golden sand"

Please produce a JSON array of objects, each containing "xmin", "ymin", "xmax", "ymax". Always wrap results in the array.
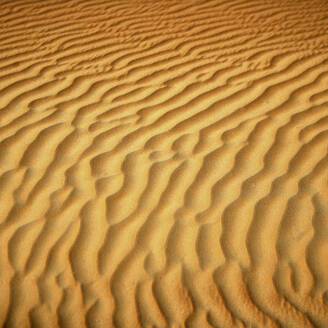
[{"xmin": 0, "ymin": 0, "xmax": 328, "ymax": 327}]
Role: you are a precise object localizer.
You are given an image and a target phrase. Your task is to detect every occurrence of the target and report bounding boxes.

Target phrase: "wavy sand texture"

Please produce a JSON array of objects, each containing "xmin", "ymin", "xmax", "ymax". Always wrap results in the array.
[{"xmin": 0, "ymin": 0, "xmax": 328, "ymax": 327}]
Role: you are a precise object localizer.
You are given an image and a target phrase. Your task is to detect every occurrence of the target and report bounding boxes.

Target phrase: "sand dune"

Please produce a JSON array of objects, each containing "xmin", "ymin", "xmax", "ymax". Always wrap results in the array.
[{"xmin": 0, "ymin": 0, "xmax": 328, "ymax": 327}]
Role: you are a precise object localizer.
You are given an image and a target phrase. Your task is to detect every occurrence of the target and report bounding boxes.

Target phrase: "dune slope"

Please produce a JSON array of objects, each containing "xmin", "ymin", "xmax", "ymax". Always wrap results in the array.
[{"xmin": 0, "ymin": 0, "xmax": 328, "ymax": 327}]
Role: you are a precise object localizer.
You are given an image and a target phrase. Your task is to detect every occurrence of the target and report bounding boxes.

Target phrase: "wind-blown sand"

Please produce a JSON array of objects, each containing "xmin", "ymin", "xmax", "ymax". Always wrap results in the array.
[{"xmin": 0, "ymin": 0, "xmax": 328, "ymax": 327}]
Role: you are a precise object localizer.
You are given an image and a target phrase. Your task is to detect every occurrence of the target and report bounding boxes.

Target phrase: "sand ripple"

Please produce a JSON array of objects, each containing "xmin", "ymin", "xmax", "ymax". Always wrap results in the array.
[{"xmin": 1, "ymin": 0, "xmax": 328, "ymax": 327}]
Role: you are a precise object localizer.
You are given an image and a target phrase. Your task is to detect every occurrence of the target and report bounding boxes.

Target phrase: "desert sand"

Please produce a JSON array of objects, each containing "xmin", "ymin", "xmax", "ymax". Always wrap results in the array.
[{"xmin": 0, "ymin": 0, "xmax": 328, "ymax": 327}]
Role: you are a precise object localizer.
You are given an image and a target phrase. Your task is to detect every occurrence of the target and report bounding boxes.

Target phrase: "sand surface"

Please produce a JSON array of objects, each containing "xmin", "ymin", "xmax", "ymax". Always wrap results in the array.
[{"xmin": 0, "ymin": 0, "xmax": 328, "ymax": 327}]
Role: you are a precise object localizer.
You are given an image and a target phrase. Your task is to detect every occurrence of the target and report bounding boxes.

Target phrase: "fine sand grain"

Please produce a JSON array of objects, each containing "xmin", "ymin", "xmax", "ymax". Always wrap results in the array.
[{"xmin": 1, "ymin": 0, "xmax": 328, "ymax": 327}]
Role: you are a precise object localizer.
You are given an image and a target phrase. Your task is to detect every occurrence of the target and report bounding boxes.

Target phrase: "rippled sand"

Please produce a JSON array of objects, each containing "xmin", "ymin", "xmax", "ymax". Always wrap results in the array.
[{"xmin": 1, "ymin": 0, "xmax": 328, "ymax": 327}]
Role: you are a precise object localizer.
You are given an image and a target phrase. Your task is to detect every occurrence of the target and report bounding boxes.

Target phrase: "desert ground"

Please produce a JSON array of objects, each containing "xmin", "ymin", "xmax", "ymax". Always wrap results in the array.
[{"xmin": 0, "ymin": 0, "xmax": 328, "ymax": 327}]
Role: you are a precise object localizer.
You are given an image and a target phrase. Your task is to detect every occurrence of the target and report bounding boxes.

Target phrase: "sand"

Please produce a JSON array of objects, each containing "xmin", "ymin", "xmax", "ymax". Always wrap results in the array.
[{"xmin": 0, "ymin": 0, "xmax": 328, "ymax": 327}]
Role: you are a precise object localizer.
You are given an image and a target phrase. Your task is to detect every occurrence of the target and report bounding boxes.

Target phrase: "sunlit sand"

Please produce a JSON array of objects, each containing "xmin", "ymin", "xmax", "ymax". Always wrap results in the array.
[{"xmin": 1, "ymin": 0, "xmax": 328, "ymax": 327}]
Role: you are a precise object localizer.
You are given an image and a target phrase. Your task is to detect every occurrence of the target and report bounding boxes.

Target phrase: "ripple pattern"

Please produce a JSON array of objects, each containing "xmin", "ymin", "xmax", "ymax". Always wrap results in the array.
[{"xmin": 1, "ymin": 0, "xmax": 328, "ymax": 327}]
